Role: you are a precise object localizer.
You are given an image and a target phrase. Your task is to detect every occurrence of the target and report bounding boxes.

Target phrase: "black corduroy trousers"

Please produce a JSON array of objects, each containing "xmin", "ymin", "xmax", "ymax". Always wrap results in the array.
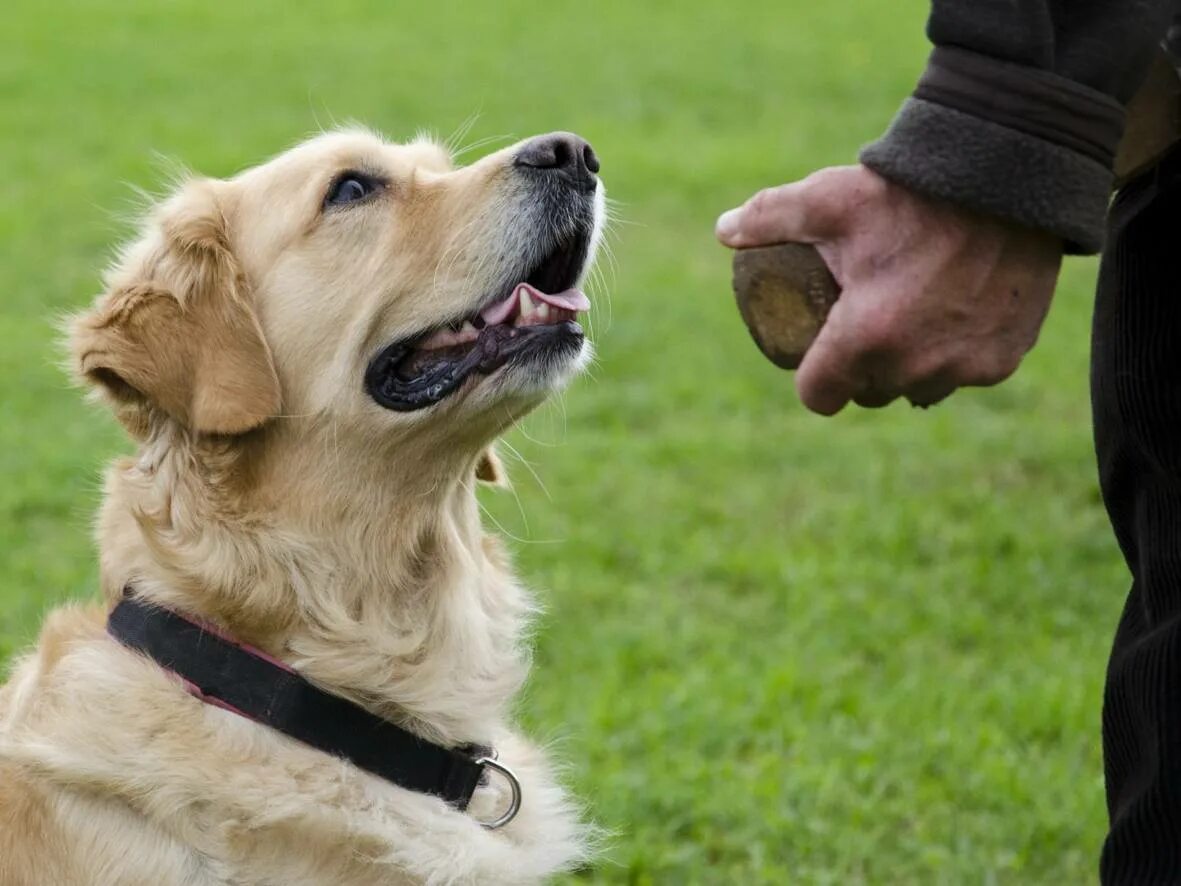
[{"xmin": 1095, "ymin": 147, "xmax": 1181, "ymax": 884}]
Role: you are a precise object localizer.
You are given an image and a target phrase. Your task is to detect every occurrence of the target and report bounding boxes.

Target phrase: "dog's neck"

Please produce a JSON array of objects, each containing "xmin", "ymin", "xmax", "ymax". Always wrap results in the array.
[{"xmin": 96, "ymin": 422, "xmax": 532, "ymax": 745}]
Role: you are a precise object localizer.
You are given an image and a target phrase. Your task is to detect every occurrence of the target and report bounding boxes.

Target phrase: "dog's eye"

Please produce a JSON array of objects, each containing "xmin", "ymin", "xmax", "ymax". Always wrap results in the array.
[{"xmin": 324, "ymin": 173, "xmax": 380, "ymax": 208}]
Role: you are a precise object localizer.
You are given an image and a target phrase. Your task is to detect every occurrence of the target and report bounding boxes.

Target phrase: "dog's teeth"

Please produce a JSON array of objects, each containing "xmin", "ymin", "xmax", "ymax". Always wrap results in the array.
[
  {"xmin": 536, "ymin": 303, "xmax": 551, "ymax": 323},
  {"xmin": 519, "ymin": 289, "xmax": 536, "ymax": 319},
  {"xmin": 460, "ymin": 321, "xmax": 478, "ymax": 335}
]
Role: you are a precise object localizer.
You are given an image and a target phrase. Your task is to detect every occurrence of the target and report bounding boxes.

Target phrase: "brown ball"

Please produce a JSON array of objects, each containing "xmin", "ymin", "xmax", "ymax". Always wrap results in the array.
[{"xmin": 732, "ymin": 243, "xmax": 841, "ymax": 370}]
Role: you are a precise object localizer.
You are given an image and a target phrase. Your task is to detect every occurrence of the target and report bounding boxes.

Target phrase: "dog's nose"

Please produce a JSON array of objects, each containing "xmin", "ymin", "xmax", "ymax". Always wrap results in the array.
[{"xmin": 514, "ymin": 132, "xmax": 600, "ymax": 191}]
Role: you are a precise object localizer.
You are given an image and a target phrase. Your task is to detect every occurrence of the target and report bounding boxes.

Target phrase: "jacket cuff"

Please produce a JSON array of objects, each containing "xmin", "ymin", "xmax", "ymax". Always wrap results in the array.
[{"xmin": 861, "ymin": 48, "xmax": 1126, "ymax": 254}]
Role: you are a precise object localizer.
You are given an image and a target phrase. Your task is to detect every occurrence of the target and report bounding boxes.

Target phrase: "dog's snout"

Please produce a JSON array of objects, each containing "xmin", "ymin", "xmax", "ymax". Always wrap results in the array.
[{"xmin": 514, "ymin": 132, "xmax": 599, "ymax": 191}]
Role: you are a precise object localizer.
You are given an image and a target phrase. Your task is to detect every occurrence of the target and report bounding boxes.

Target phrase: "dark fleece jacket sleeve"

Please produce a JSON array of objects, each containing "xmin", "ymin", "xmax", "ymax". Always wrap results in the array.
[{"xmin": 860, "ymin": 1, "xmax": 1175, "ymax": 253}]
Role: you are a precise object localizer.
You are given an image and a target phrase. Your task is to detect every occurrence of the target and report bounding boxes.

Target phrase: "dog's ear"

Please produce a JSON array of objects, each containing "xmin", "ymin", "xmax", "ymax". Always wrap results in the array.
[
  {"xmin": 70, "ymin": 179, "xmax": 280, "ymax": 437},
  {"xmin": 475, "ymin": 446, "xmax": 508, "ymax": 487}
]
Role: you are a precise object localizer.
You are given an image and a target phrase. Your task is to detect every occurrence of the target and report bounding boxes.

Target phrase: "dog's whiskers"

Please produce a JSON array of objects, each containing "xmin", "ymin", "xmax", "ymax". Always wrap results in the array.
[
  {"xmin": 443, "ymin": 112, "xmax": 481, "ymax": 154},
  {"xmin": 451, "ymin": 132, "xmax": 516, "ymax": 160},
  {"xmin": 498, "ymin": 438, "xmax": 552, "ymax": 503}
]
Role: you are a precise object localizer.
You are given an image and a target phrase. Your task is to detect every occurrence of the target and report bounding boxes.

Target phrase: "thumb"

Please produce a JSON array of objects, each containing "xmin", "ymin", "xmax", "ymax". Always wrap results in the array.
[{"xmin": 716, "ymin": 171, "xmax": 849, "ymax": 248}]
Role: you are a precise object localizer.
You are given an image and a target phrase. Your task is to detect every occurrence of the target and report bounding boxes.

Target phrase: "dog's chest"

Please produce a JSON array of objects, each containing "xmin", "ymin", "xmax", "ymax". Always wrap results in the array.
[{"xmin": 3, "ymin": 639, "xmax": 573, "ymax": 885}]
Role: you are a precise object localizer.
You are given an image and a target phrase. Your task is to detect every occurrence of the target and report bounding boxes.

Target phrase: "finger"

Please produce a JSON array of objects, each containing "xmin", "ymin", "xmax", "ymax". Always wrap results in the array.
[
  {"xmin": 852, "ymin": 387, "xmax": 897, "ymax": 409},
  {"xmin": 903, "ymin": 375, "xmax": 958, "ymax": 409},
  {"xmin": 849, "ymin": 366, "xmax": 900, "ymax": 409},
  {"xmin": 794, "ymin": 299, "xmax": 861, "ymax": 415},
  {"xmin": 716, "ymin": 170, "xmax": 851, "ymax": 248}
]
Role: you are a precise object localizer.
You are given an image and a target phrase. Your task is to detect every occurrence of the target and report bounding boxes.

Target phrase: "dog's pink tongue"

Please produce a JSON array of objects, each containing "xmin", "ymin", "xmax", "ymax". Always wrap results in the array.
[
  {"xmin": 481, "ymin": 293, "xmax": 518, "ymax": 326},
  {"xmin": 480, "ymin": 284, "xmax": 591, "ymax": 326},
  {"xmin": 522, "ymin": 283, "xmax": 591, "ymax": 313}
]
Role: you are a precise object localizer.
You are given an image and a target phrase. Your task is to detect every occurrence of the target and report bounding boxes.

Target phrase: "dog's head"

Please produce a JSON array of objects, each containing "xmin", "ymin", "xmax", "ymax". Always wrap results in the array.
[{"xmin": 71, "ymin": 129, "xmax": 604, "ymax": 477}]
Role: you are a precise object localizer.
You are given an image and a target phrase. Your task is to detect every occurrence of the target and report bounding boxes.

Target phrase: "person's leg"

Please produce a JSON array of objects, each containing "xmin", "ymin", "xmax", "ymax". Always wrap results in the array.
[{"xmin": 1094, "ymin": 148, "xmax": 1181, "ymax": 883}]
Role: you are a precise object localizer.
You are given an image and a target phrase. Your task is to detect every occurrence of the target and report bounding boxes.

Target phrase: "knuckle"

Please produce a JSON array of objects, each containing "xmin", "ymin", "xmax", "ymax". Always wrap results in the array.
[
  {"xmin": 745, "ymin": 187, "xmax": 773, "ymax": 212},
  {"xmin": 996, "ymin": 354, "xmax": 1022, "ymax": 380},
  {"xmin": 801, "ymin": 167, "xmax": 842, "ymax": 195},
  {"xmin": 965, "ymin": 350, "xmax": 1021, "ymax": 385},
  {"xmin": 800, "ymin": 171, "xmax": 851, "ymax": 228},
  {"xmin": 804, "ymin": 165, "xmax": 856, "ymax": 192},
  {"xmin": 991, "ymin": 350, "xmax": 1023, "ymax": 380},
  {"xmin": 744, "ymin": 186, "xmax": 784, "ymax": 223}
]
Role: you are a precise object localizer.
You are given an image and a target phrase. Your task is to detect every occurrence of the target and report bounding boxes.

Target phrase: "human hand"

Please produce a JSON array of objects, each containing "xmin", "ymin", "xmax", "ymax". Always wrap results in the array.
[{"xmin": 716, "ymin": 166, "xmax": 1064, "ymax": 413}]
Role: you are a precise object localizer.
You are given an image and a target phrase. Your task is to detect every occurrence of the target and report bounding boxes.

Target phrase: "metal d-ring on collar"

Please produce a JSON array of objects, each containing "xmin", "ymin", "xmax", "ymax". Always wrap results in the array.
[{"xmin": 473, "ymin": 749, "xmax": 523, "ymax": 830}]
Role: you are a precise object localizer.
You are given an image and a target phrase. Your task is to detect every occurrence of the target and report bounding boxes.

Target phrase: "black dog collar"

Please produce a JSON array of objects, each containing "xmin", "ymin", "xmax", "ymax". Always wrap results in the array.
[{"xmin": 106, "ymin": 591, "xmax": 521, "ymax": 828}]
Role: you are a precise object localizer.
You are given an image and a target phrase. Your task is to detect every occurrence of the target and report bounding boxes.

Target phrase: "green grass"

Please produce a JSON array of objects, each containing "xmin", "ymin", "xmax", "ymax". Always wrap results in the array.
[{"xmin": 1, "ymin": 2, "xmax": 1121, "ymax": 882}]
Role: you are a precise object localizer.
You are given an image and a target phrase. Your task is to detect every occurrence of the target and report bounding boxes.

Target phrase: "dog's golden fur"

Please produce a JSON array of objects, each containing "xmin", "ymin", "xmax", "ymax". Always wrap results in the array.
[{"xmin": 0, "ymin": 129, "xmax": 603, "ymax": 884}]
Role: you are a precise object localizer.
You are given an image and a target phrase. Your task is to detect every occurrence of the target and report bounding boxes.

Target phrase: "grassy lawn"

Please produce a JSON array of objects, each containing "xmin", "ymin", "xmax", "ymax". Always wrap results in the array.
[{"xmin": 2, "ymin": 2, "xmax": 1122, "ymax": 882}]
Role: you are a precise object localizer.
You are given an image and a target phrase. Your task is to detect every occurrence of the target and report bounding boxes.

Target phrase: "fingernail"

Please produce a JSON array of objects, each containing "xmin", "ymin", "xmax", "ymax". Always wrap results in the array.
[{"xmin": 716, "ymin": 208, "xmax": 743, "ymax": 243}]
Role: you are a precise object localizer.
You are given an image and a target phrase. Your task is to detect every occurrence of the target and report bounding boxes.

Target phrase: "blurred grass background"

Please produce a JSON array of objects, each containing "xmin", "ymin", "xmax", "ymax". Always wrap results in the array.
[{"xmin": 0, "ymin": 1, "xmax": 1121, "ymax": 882}]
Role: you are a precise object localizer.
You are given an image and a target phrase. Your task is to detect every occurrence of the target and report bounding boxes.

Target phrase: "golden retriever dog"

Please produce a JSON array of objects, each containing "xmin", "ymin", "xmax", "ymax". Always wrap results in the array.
[{"xmin": 0, "ymin": 127, "xmax": 605, "ymax": 885}]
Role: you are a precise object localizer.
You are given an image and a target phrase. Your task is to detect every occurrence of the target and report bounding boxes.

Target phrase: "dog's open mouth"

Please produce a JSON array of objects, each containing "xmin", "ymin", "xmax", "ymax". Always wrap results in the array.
[{"xmin": 365, "ymin": 238, "xmax": 592, "ymax": 412}]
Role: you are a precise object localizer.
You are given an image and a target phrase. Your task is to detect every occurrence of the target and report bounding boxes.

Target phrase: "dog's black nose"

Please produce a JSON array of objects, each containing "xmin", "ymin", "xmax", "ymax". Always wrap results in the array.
[{"xmin": 514, "ymin": 132, "xmax": 599, "ymax": 191}]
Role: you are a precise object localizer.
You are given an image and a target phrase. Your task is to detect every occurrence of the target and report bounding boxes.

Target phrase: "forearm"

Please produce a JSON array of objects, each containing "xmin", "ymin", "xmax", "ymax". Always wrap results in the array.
[{"xmin": 861, "ymin": 1, "xmax": 1175, "ymax": 253}]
